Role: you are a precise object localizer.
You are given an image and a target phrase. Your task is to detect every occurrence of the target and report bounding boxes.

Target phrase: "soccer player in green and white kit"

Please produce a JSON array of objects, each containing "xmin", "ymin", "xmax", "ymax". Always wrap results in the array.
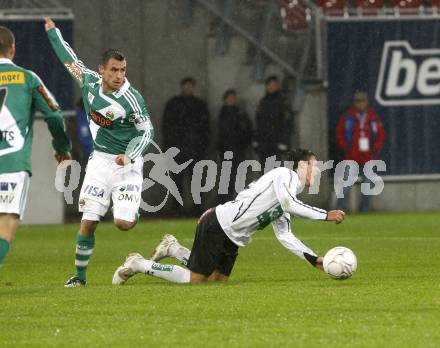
[
  {"xmin": 44, "ymin": 18, "xmax": 154, "ymax": 287},
  {"xmin": 0, "ymin": 26, "xmax": 72, "ymax": 270}
]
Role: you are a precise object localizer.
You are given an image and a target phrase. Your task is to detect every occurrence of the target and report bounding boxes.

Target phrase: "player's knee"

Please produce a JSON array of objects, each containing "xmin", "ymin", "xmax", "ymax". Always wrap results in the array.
[
  {"xmin": 114, "ymin": 219, "xmax": 135, "ymax": 231},
  {"xmin": 208, "ymin": 270, "xmax": 228, "ymax": 282}
]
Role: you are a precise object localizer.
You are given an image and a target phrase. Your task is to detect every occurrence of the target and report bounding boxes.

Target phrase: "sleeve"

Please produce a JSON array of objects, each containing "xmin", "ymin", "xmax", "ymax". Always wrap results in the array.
[
  {"xmin": 161, "ymin": 99, "xmax": 171, "ymax": 150},
  {"xmin": 280, "ymin": 100, "xmax": 294, "ymax": 146},
  {"xmin": 196, "ymin": 100, "xmax": 210, "ymax": 152},
  {"xmin": 216, "ymin": 108, "xmax": 226, "ymax": 152},
  {"xmin": 373, "ymin": 115, "xmax": 386, "ymax": 154},
  {"xmin": 125, "ymin": 91, "xmax": 154, "ymax": 160},
  {"xmin": 30, "ymin": 72, "xmax": 71, "ymax": 154},
  {"xmin": 273, "ymin": 168, "xmax": 327, "ymax": 220},
  {"xmin": 46, "ymin": 27, "xmax": 100, "ymax": 87},
  {"xmin": 272, "ymin": 213, "xmax": 318, "ymax": 266},
  {"xmin": 336, "ymin": 114, "xmax": 346, "ymax": 151}
]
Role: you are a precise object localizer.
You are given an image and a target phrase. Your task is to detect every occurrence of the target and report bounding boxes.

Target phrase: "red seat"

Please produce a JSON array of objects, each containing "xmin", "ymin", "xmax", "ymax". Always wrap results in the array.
[
  {"xmin": 390, "ymin": 0, "xmax": 421, "ymax": 7},
  {"xmin": 315, "ymin": 0, "xmax": 345, "ymax": 16},
  {"xmin": 354, "ymin": 0, "xmax": 384, "ymax": 9},
  {"xmin": 429, "ymin": 0, "xmax": 440, "ymax": 6},
  {"xmin": 315, "ymin": 0, "xmax": 345, "ymax": 10},
  {"xmin": 354, "ymin": 0, "xmax": 384, "ymax": 15},
  {"xmin": 280, "ymin": 0, "xmax": 308, "ymax": 31}
]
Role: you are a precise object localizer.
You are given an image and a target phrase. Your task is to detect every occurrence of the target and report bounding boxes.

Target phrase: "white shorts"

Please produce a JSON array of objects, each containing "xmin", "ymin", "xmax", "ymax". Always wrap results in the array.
[
  {"xmin": 79, "ymin": 151, "xmax": 143, "ymax": 222},
  {"xmin": 0, "ymin": 171, "xmax": 30, "ymax": 220}
]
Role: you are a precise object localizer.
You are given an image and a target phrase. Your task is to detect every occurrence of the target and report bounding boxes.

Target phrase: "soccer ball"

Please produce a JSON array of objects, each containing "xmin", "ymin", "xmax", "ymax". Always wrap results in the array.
[{"xmin": 323, "ymin": 246, "xmax": 357, "ymax": 280}]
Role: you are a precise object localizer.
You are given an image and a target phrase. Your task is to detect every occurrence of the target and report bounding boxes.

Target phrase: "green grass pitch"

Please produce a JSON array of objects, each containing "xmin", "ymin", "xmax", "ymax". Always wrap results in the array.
[{"xmin": 0, "ymin": 212, "xmax": 439, "ymax": 347}]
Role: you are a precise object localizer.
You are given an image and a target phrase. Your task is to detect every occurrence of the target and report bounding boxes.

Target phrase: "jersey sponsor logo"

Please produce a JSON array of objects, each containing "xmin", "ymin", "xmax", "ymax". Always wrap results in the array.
[
  {"xmin": 105, "ymin": 111, "xmax": 114, "ymax": 120},
  {"xmin": 256, "ymin": 204, "xmax": 284, "ymax": 230},
  {"xmin": 0, "ymin": 194, "xmax": 15, "ymax": 204},
  {"xmin": 0, "ymin": 182, "xmax": 17, "ymax": 191},
  {"xmin": 0, "ymin": 130, "xmax": 14, "ymax": 142},
  {"xmin": 117, "ymin": 193, "xmax": 140, "ymax": 203},
  {"xmin": 89, "ymin": 110, "xmax": 113, "ymax": 128},
  {"xmin": 37, "ymin": 86, "xmax": 58, "ymax": 111},
  {"xmin": 118, "ymin": 184, "xmax": 140, "ymax": 192},
  {"xmin": 83, "ymin": 185, "xmax": 105, "ymax": 198},
  {"xmin": 0, "ymin": 71, "xmax": 25, "ymax": 85},
  {"xmin": 376, "ymin": 41, "xmax": 440, "ymax": 106},
  {"xmin": 64, "ymin": 62, "xmax": 83, "ymax": 82}
]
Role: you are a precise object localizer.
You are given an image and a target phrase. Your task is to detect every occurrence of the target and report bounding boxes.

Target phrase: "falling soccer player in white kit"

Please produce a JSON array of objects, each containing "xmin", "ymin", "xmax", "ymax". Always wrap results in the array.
[{"xmin": 113, "ymin": 149, "xmax": 345, "ymax": 284}]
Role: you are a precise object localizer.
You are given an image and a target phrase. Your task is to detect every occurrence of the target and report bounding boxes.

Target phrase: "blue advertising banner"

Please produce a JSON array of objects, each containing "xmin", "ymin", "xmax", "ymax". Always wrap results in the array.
[
  {"xmin": 0, "ymin": 19, "xmax": 74, "ymax": 111},
  {"xmin": 327, "ymin": 19, "xmax": 440, "ymax": 175}
]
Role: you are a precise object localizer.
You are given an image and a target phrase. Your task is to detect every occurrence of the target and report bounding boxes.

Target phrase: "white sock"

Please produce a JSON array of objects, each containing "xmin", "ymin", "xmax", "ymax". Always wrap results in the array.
[
  {"xmin": 136, "ymin": 259, "xmax": 190, "ymax": 284},
  {"xmin": 169, "ymin": 243, "xmax": 191, "ymax": 266}
]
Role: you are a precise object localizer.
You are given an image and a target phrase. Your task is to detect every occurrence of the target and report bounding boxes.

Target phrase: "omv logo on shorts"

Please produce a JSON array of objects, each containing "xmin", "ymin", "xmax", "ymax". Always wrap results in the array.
[{"xmin": 375, "ymin": 41, "xmax": 440, "ymax": 106}]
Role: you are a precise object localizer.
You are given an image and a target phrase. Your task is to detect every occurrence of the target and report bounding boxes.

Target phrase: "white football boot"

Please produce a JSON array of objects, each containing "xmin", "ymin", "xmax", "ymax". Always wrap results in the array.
[
  {"xmin": 112, "ymin": 253, "xmax": 144, "ymax": 285},
  {"xmin": 150, "ymin": 234, "xmax": 178, "ymax": 262}
]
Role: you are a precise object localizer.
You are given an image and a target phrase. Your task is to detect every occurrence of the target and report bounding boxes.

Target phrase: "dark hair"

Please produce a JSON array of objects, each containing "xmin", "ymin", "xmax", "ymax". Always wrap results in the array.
[
  {"xmin": 181, "ymin": 77, "xmax": 196, "ymax": 86},
  {"xmin": 0, "ymin": 26, "xmax": 14, "ymax": 55},
  {"xmin": 265, "ymin": 75, "xmax": 279, "ymax": 85},
  {"xmin": 287, "ymin": 148, "xmax": 317, "ymax": 170},
  {"xmin": 101, "ymin": 49, "xmax": 125, "ymax": 65},
  {"xmin": 222, "ymin": 88, "xmax": 236, "ymax": 101}
]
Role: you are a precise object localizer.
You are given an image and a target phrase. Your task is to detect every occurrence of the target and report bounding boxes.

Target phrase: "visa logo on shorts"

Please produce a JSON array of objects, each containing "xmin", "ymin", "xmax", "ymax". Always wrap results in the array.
[
  {"xmin": 375, "ymin": 41, "xmax": 440, "ymax": 106},
  {"xmin": 83, "ymin": 185, "xmax": 105, "ymax": 198}
]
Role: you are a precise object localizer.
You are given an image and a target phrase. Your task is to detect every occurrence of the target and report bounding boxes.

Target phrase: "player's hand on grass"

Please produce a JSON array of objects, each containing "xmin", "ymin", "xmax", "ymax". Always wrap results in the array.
[
  {"xmin": 115, "ymin": 154, "xmax": 131, "ymax": 166},
  {"xmin": 327, "ymin": 210, "xmax": 345, "ymax": 224},
  {"xmin": 54, "ymin": 151, "xmax": 72, "ymax": 164},
  {"xmin": 44, "ymin": 17, "xmax": 55, "ymax": 31}
]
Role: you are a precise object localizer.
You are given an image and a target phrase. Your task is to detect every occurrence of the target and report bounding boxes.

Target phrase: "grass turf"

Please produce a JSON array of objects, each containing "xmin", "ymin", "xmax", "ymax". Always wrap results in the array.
[{"xmin": 0, "ymin": 212, "xmax": 439, "ymax": 347}]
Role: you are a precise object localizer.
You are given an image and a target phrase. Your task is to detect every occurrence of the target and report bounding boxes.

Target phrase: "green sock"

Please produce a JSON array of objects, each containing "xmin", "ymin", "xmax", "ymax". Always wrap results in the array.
[
  {"xmin": 75, "ymin": 233, "xmax": 95, "ymax": 281},
  {"xmin": 0, "ymin": 238, "xmax": 10, "ymax": 268}
]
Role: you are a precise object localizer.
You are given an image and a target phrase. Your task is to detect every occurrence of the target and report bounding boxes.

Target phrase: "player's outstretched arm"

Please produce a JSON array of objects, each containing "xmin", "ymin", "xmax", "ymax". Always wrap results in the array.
[
  {"xmin": 44, "ymin": 17, "xmax": 99, "ymax": 87},
  {"xmin": 30, "ymin": 71, "xmax": 71, "ymax": 163},
  {"xmin": 272, "ymin": 214, "xmax": 323, "ymax": 271}
]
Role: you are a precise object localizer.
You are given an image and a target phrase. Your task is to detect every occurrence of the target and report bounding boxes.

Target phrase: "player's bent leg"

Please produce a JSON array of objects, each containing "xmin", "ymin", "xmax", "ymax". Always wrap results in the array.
[
  {"xmin": 113, "ymin": 218, "xmax": 136, "ymax": 231},
  {"xmin": 0, "ymin": 213, "xmax": 19, "ymax": 268},
  {"xmin": 113, "ymin": 253, "xmax": 198, "ymax": 285}
]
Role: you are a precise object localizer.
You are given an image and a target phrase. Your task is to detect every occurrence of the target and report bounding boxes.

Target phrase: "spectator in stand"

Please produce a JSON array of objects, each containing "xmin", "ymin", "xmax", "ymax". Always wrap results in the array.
[
  {"xmin": 217, "ymin": 89, "xmax": 253, "ymax": 203},
  {"xmin": 162, "ymin": 77, "xmax": 210, "ymax": 213},
  {"xmin": 253, "ymin": 75, "xmax": 293, "ymax": 165},
  {"xmin": 336, "ymin": 91, "xmax": 385, "ymax": 212}
]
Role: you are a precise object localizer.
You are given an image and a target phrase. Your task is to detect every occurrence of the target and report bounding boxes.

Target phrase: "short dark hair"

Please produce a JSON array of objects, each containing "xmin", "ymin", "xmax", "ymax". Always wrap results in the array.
[
  {"xmin": 0, "ymin": 26, "xmax": 14, "ymax": 55},
  {"xmin": 101, "ymin": 49, "xmax": 125, "ymax": 65},
  {"xmin": 222, "ymin": 88, "xmax": 236, "ymax": 101},
  {"xmin": 287, "ymin": 148, "xmax": 317, "ymax": 170},
  {"xmin": 181, "ymin": 77, "xmax": 196, "ymax": 86},
  {"xmin": 265, "ymin": 75, "xmax": 279, "ymax": 85}
]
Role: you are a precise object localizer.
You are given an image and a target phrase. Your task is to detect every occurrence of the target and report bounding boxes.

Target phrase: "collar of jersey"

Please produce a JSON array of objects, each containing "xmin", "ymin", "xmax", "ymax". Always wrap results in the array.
[
  {"xmin": 98, "ymin": 78, "xmax": 131, "ymax": 98},
  {"xmin": 0, "ymin": 58, "xmax": 13, "ymax": 65}
]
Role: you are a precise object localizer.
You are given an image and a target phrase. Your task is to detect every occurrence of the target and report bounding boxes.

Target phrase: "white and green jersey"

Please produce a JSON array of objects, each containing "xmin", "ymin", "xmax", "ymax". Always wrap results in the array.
[
  {"xmin": 216, "ymin": 167, "xmax": 328, "ymax": 263},
  {"xmin": 47, "ymin": 27, "xmax": 154, "ymax": 160},
  {"xmin": 0, "ymin": 58, "xmax": 71, "ymax": 175}
]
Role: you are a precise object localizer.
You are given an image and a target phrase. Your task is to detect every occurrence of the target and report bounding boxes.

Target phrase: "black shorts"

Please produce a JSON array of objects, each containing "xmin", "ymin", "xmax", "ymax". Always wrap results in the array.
[{"xmin": 187, "ymin": 208, "xmax": 239, "ymax": 277}]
